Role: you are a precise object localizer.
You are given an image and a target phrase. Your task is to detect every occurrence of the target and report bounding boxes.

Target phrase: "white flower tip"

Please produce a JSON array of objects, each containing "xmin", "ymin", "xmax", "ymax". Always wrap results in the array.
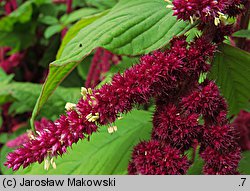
[
  {"xmin": 88, "ymin": 88, "xmax": 93, "ymax": 95},
  {"xmin": 81, "ymin": 87, "xmax": 88, "ymax": 96},
  {"xmin": 166, "ymin": 5, "xmax": 174, "ymax": 9},
  {"xmin": 44, "ymin": 158, "xmax": 50, "ymax": 171},
  {"xmin": 190, "ymin": 16, "xmax": 194, "ymax": 24},
  {"xmin": 108, "ymin": 127, "xmax": 114, "ymax": 134},
  {"xmin": 50, "ymin": 158, "xmax": 57, "ymax": 169},
  {"xmin": 65, "ymin": 102, "xmax": 76, "ymax": 111},
  {"xmin": 214, "ymin": 17, "xmax": 220, "ymax": 26},
  {"xmin": 164, "ymin": 0, "xmax": 172, "ymax": 3},
  {"xmin": 86, "ymin": 113, "xmax": 93, "ymax": 120},
  {"xmin": 108, "ymin": 126, "xmax": 118, "ymax": 134}
]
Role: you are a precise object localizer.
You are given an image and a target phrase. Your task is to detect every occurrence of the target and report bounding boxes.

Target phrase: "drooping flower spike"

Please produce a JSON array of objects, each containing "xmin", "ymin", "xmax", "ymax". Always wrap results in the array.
[{"xmin": 5, "ymin": 36, "xmax": 216, "ymax": 171}]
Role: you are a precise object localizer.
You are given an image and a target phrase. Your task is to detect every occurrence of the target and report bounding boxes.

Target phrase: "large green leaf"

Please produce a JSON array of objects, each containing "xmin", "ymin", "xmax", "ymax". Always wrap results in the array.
[
  {"xmin": 0, "ymin": 127, "xmax": 29, "ymax": 175},
  {"xmin": 0, "ymin": 68, "xmax": 14, "ymax": 84},
  {"xmin": 0, "ymin": 1, "xmax": 33, "ymax": 32},
  {"xmin": 239, "ymin": 151, "xmax": 250, "ymax": 175},
  {"xmin": 85, "ymin": 0, "xmax": 118, "ymax": 10},
  {"xmin": 0, "ymin": 0, "xmax": 49, "ymax": 51},
  {"xmin": 57, "ymin": 11, "xmax": 109, "ymax": 59},
  {"xmin": 210, "ymin": 44, "xmax": 250, "ymax": 115},
  {"xmin": 233, "ymin": 30, "xmax": 250, "ymax": 39},
  {"xmin": 31, "ymin": 0, "xmax": 192, "ymax": 128},
  {"xmin": 0, "ymin": 82, "xmax": 80, "ymax": 120},
  {"xmin": 13, "ymin": 110, "xmax": 152, "ymax": 175},
  {"xmin": 60, "ymin": 8, "xmax": 100, "ymax": 25},
  {"xmin": 186, "ymin": 147, "xmax": 204, "ymax": 175}
]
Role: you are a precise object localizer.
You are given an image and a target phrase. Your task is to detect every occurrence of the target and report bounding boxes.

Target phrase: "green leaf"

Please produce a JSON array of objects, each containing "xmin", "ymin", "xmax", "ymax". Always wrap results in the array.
[
  {"xmin": 186, "ymin": 146, "xmax": 204, "ymax": 175},
  {"xmin": 0, "ymin": 68, "xmax": 14, "ymax": 84},
  {"xmin": 31, "ymin": 0, "xmax": 192, "ymax": 128},
  {"xmin": 14, "ymin": 110, "xmax": 152, "ymax": 175},
  {"xmin": 0, "ymin": 145, "xmax": 14, "ymax": 174},
  {"xmin": 0, "ymin": 22, "xmax": 37, "ymax": 51},
  {"xmin": 0, "ymin": 82, "xmax": 80, "ymax": 120},
  {"xmin": 0, "ymin": 127, "xmax": 27, "ymax": 175},
  {"xmin": 60, "ymin": 8, "xmax": 100, "ymax": 25},
  {"xmin": 210, "ymin": 44, "xmax": 250, "ymax": 115},
  {"xmin": 0, "ymin": 110, "xmax": 2, "ymax": 127},
  {"xmin": 44, "ymin": 24, "xmax": 63, "ymax": 39},
  {"xmin": 76, "ymin": 56, "xmax": 92, "ymax": 81},
  {"xmin": 57, "ymin": 11, "xmax": 109, "ymax": 59},
  {"xmin": 239, "ymin": 151, "xmax": 250, "ymax": 175},
  {"xmin": 0, "ymin": 1, "xmax": 33, "ymax": 32},
  {"xmin": 86, "ymin": 0, "xmax": 118, "ymax": 10},
  {"xmin": 187, "ymin": 157, "xmax": 204, "ymax": 175},
  {"xmin": 0, "ymin": 133, "xmax": 8, "ymax": 144},
  {"xmin": 39, "ymin": 15, "xmax": 58, "ymax": 25},
  {"xmin": 233, "ymin": 30, "xmax": 250, "ymax": 39}
]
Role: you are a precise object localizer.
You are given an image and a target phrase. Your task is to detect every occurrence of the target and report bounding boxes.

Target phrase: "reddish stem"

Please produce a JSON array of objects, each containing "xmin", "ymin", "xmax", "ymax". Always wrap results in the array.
[
  {"xmin": 85, "ymin": 48, "xmax": 103, "ymax": 88},
  {"xmin": 4, "ymin": 1, "xmax": 12, "ymax": 15},
  {"xmin": 66, "ymin": 0, "xmax": 72, "ymax": 14},
  {"xmin": 10, "ymin": 0, "xmax": 17, "ymax": 10}
]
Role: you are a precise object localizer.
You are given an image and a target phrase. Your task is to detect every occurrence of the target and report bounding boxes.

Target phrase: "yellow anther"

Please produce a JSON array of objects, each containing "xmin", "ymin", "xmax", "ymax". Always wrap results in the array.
[
  {"xmin": 44, "ymin": 158, "xmax": 50, "ymax": 171},
  {"xmin": 88, "ymin": 88, "xmax": 93, "ymax": 95},
  {"xmin": 65, "ymin": 102, "xmax": 76, "ymax": 111},
  {"xmin": 81, "ymin": 87, "xmax": 88, "ymax": 96},
  {"xmin": 108, "ymin": 127, "xmax": 114, "ymax": 134},
  {"xmin": 166, "ymin": 5, "xmax": 174, "ymax": 9},
  {"xmin": 50, "ymin": 158, "xmax": 57, "ymax": 169},
  {"xmin": 27, "ymin": 130, "xmax": 35, "ymax": 140},
  {"xmin": 90, "ymin": 96, "xmax": 96, "ymax": 100},
  {"xmin": 214, "ymin": 17, "xmax": 220, "ymax": 26},
  {"xmin": 88, "ymin": 100, "xmax": 92, "ymax": 106},
  {"xmin": 86, "ymin": 113, "xmax": 93, "ymax": 120},
  {"xmin": 190, "ymin": 16, "xmax": 194, "ymax": 24},
  {"xmin": 107, "ymin": 126, "xmax": 118, "ymax": 134}
]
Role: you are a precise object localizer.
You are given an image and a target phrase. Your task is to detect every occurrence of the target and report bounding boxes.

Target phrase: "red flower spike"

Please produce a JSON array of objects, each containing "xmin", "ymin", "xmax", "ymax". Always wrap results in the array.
[
  {"xmin": 171, "ymin": 0, "xmax": 244, "ymax": 25},
  {"xmin": 128, "ymin": 140, "xmax": 190, "ymax": 175},
  {"xmin": 4, "ymin": 37, "xmax": 218, "ymax": 171},
  {"xmin": 152, "ymin": 104, "xmax": 202, "ymax": 151},
  {"xmin": 233, "ymin": 110, "xmax": 250, "ymax": 151},
  {"xmin": 200, "ymin": 146, "xmax": 241, "ymax": 175}
]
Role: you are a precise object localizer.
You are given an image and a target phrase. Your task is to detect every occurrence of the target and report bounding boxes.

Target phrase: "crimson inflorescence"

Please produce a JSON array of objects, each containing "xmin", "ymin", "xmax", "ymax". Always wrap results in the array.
[
  {"xmin": 233, "ymin": 110, "xmax": 250, "ymax": 151},
  {"xmin": 128, "ymin": 140, "xmax": 190, "ymax": 175},
  {"xmin": 5, "ymin": 36, "xmax": 217, "ymax": 171},
  {"xmin": 5, "ymin": 0, "xmax": 246, "ymax": 174},
  {"xmin": 129, "ymin": 80, "xmax": 241, "ymax": 175},
  {"xmin": 168, "ymin": 0, "xmax": 247, "ymax": 43},
  {"xmin": 171, "ymin": 0, "xmax": 244, "ymax": 25}
]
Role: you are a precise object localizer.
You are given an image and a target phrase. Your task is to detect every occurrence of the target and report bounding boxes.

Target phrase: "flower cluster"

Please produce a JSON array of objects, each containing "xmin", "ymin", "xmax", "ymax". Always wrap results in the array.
[
  {"xmin": 169, "ymin": 0, "xmax": 244, "ymax": 25},
  {"xmin": 6, "ymin": 118, "xmax": 50, "ymax": 148},
  {"xmin": 152, "ymin": 104, "xmax": 201, "ymax": 151},
  {"xmin": 130, "ymin": 80, "xmax": 241, "ymax": 175},
  {"xmin": 200, "ymin": 146, "xmax": 241, "ymax": 175},
  {"xmin": 5, "ymin": 36, "xmax": 217, "ymax": 171},
  {"xmin": 128, "ymin": 140, "xmax": 190, "ymax": 175},
  {"xmin": 233, "ymin": 110, "xmax": 250, "ymax": 151},
  {"xmin": 181, "ymin": 81, "xmax": 228, "ymax": 125}
]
